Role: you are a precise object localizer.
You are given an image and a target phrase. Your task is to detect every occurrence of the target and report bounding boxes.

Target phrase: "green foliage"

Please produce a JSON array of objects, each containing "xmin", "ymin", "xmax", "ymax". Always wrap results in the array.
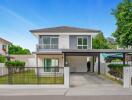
[
  {"xmin": 111, "ymin": 59, "xmax": 123, "ymax": 62},
  {"xmin": 108, "ymin": 64, "xmax": 129, "ymax": 68},
  {"xmin": 108, "ymin": 64, "xmax": 129, "ymax": 78},
  {"xmin": 92, "ymin": 32, "xmax": 110, "ymax": 49},
  {"xmin": 0, "ymin": 56, "xmax": 6, "ymax": 63},
  {"xmin": 9, "ymin": 44, "xmax": 31, "ymax": 55},
  {"xmin": 5, "ymin": 60, "xmax": 25, "ymax": 68},
  {"xmin": 112, "ymin": 0, "xmax": 132, "ymax": 47},
  {"xmin": 107, "ymin": 37, "xmax": 117, "ymax": 49}
]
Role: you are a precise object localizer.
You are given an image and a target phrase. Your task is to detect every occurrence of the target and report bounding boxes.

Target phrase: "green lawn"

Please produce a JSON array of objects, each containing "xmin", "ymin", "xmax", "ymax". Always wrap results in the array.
[{"xmin": 0, "ymin": 70, "xmax": 64, "ymax": 84}]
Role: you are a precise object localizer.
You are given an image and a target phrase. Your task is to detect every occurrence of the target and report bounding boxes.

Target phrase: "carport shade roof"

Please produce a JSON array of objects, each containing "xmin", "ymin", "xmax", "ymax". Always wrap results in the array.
[
  {"xmin": 61, "ymin": 49, "xmax": 132, "ymax": 53},
  {"xmin": 33, "ymin": 49, "xmax": 132, "ymax": 55}
]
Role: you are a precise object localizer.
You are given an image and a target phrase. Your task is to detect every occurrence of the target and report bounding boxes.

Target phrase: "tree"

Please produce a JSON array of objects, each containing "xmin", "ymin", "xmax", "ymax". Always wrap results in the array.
[
  {"xmin": 8, "ymin": 44, "xmax": 31, "ymax": 55},
  {"xmin": 92, "ymin": 32, "xmax": 109, "ymax": 49},
  {"xmin": 112, "ymin": 0, "xmax": 132, "ymax": 47},
  {"xmin": 107, "ymin": 37, "xmax": 117, "ymax": 49}
]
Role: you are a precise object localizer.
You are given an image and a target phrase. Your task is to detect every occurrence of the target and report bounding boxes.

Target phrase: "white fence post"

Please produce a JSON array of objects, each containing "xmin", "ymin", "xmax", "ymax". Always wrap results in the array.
[
  {"xmin": 123, "ymin": 67, "xmax": 132, "ymax": 88},
  {"xmin": 64, "ymin": 67, "xmax": 69, "ymax": 88}
]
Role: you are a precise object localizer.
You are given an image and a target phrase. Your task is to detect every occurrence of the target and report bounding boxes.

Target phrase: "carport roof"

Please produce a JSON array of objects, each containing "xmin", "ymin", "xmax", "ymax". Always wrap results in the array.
[{"xmin": 62, "ymin": 49, "xmax": 132, "ymax": 53}]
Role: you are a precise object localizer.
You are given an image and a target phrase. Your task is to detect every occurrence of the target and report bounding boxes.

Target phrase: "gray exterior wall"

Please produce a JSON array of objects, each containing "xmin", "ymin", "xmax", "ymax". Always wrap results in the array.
[
  {"xmin": 37, "ymin": 35, "xmax": 92, "ymax": 51},
  {"xmin": 69, "ymin": 35, "xmax": 92, "ymax": 49}
]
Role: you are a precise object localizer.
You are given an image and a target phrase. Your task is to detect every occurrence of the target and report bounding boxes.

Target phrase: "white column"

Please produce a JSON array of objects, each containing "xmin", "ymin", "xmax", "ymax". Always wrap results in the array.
[
  {"xmin": 123, "ymin": 67, "xmax": 130, "ymax": 88},
  {"xmin": 64, "ymin": 67, "xmax": 69, "ymax": 88}
]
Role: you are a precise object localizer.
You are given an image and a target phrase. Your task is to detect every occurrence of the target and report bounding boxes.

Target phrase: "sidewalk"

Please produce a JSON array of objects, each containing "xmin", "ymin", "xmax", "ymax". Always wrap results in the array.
[
  {"xmin": 0, "ymin": 85, "xmax": 132, "ymax": 96},
  {"xmin": 0, "ymin": 88, "xmax": 68, "ymax": 96}
]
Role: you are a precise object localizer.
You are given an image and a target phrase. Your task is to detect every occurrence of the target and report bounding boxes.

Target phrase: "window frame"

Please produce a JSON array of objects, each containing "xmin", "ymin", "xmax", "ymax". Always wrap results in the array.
[
  {"xmin": 77, "ymin": 36, "xmax": 88, "ymax": 49},
  {"xmin": 41, "ymin": 36, "xmax": 58, "ymax": 49},
  {"xmin": 43, "ymin": 58, "xmax": 59, "ymax": 72}
]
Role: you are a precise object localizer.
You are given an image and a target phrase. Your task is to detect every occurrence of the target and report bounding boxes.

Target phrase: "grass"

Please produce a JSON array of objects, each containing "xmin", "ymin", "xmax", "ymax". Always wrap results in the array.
[
  {"xmin": 0, "ymin": 70, "xmax": 64, "ymax": 84},
  {"xmin": 102, "ymin": 73, "xmax": 123, "ymax": 85}
]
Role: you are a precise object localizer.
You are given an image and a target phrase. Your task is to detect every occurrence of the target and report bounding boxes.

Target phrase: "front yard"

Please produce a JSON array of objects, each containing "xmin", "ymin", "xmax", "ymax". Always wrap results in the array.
[{"xmin": 0, "ymin": 70, "xmax": 64, "ymax": 84}]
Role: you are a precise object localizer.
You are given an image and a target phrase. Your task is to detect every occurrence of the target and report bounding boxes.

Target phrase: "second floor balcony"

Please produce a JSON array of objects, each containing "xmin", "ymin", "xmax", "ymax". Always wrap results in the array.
[{"xmin": 37, "ymin": 44, "xmax": 59, "ymax": 51}]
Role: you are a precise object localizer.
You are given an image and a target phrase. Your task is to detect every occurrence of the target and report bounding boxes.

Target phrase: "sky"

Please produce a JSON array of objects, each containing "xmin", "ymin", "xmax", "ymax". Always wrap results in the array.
[{"xmin": 0, "ymin": 0, "xmax": 122, "ymax": 51}]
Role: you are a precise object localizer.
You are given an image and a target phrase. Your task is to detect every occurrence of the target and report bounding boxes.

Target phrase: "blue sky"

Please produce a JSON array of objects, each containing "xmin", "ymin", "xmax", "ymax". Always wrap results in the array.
[{"xmin": 0, "ymin": 0, "xmax": 121, "ymax": 51}]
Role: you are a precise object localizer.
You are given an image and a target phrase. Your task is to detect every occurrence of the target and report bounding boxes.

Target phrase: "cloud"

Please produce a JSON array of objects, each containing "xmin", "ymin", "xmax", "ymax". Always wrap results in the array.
[{"xmin": 0, "ymin": 5, "xmax": 37, "ymax": 27}]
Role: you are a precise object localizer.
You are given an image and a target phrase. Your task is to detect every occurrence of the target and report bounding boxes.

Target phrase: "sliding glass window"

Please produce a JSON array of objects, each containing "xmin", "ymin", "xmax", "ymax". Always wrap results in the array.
[
  {"xmin": 42, "ymin": 36, "xmax": 58, "ymax": 49},
  {"xmin": 44, "ymin": 59, "xmax": 59, "ymax": 72},
  {"xmin": 77, "ymin": 37, "xmax": 88, "ymax": 49}
]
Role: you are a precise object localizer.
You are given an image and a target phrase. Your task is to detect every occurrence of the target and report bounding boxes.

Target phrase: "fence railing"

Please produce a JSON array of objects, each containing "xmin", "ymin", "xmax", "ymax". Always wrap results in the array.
[
  {"xmin": 36, "ymin": 44, "xmax": 58, "ymax": 51},
  {"xmin": 0, "ymin": 67, "xmax": 64, "ymax": 84}
]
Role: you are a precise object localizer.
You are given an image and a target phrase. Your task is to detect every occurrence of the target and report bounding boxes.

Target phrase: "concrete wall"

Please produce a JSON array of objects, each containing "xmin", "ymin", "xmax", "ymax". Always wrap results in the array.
[
  {"xmin": 94, "ymin": 56, "xmax": 110, "ymax": 74},
  {"xmin": 59, "ymin": 35, "xmax": 69, "ymax": 49},
  {"xmin": 0, "ymin": 63, "xmax": 8, "ymax": 76},
  {"xmin": 11, "ymin": 55, "xmax": 35, "ymax": 67},
  {"xmin": 67, "ymin": 56, "xmax": 87, "ymax": 72},
  {"xmin": 124, "ymin": 67, "xmax": 132, "ymax": 88}
]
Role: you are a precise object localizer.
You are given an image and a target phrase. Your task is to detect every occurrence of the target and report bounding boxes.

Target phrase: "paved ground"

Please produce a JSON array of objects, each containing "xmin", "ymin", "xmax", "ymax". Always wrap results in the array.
[
  {"xmin": 67, "ymin": 73, "xmax": 132, "ymax": 96},
  {"xmin": 70, "ymin": 73, "xmax": 119, "ymax": 88},
  {"xmin": 1, "ymin": 95, "xmax": 132, "ymax": 100},
  {"xmin": 0, "ymin": 73, "xmax": 132, "ymax": 96}
]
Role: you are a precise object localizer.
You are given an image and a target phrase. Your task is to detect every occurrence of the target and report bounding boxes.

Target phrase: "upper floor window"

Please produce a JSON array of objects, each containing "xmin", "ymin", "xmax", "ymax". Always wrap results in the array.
[
  {"xmin": 77, "ymin": 37, "xmax": 88, "ymax": 49},
  {"xmin": 41, "ymin": 36, "xmax": 58, "ymax": 49},
  {"xmin": 2, "ymin": 45, "xmax": 7, "ymax": 51}
]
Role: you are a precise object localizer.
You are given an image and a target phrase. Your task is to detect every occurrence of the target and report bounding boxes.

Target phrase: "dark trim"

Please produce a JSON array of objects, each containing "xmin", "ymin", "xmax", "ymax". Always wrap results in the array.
[
  {"xmin": 65, "ymin": 52, "xmax": 99, "ymax": 56},
  {"xmin": 62, "ymin": 49, "xmax": 132, "ymax": 53},
  {"xmin": 123, "ymin": 53, "xmax": 126, "ymax": 65},
  {"xmin": 98, "ymin": 54, "xmax": 100, "ymax": 74},
  {"xmin": 92, "ymin": 56, "xmax": 95, "ymax": 73},
  {"xmin": 64, "ymin": 53, "xmax": 66, "ymax": 67}
]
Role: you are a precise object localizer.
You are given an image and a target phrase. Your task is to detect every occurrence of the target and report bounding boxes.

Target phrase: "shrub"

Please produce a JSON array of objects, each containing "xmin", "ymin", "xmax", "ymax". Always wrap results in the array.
[
  {"xmin": 108, "ymin": 64, "xmax": 129, "ymax": 69},
  {"xmin": 5, "ymin": 60, "xmax": 25, "ymax": 68},
  {"xmin": 0, "ymin": 55, "xmax": 6, "ymax": 63},
  {"xmin": 107, "ymin": 64, "xmax": 129, "ymax": 79},
  {"xmin": 111, "ymin": 59, "xmax": 122, "ymax": 62}
]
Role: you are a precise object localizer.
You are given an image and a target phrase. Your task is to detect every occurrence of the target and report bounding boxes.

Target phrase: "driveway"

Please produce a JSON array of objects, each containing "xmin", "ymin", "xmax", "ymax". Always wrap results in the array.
[
  {"xmin": 66, "ymin": 72, "xmax": 132, "ymax": 96},
  {"xmin": 70, "ymin": 72, "xmax": 120, "ymax": 88}
]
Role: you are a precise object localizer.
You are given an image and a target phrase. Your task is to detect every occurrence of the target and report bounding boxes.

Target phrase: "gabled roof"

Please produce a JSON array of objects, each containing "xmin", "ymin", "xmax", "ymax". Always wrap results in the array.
[
  {"xmin": 30, "ymin": 26, "xmax": 101, "ymax": 33},
  {"xmin": 0, "ymin": 37, "xmax": 12, "ymax": 44}
]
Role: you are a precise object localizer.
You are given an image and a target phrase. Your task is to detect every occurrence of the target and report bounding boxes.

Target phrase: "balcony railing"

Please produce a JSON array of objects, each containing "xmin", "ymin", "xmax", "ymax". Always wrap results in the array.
[{"xmin": 37, "ymin": 44, "xmax": 58, "ymax": 51}]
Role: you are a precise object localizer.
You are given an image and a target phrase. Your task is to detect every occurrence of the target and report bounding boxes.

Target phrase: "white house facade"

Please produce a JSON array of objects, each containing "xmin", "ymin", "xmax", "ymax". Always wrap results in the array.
[{"xmin": 30, "ymin": 26, "xmax": 100, "ymax": 74}]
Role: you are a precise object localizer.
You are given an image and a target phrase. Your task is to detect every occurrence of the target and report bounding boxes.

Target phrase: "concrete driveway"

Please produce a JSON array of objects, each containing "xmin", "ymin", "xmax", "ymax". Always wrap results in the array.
[
  {"xmin": 70, "ymin": 73, "xmax": 121, "ymax": 88},
  {"xmin": 66, "ymin": 73, "xmax": 132, "ymax": 96}
]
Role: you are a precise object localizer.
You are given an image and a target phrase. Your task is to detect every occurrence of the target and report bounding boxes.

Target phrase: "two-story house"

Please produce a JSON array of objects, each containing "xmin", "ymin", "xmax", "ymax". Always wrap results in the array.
[
  {"xmin": 30, "ymin": 26, "xmax": 100, "ymax": 74},
  {"xmin": 0, "ymin": 37, "xmax": 11, "ymax": 55}
]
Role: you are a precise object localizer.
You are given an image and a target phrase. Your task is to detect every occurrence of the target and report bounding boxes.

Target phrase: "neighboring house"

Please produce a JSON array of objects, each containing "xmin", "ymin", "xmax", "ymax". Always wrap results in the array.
[
  {"xmin": 0, "ymin": 37, "xmax": 11, "ymax": 55},
  {"xmin": 30, "ymin": 26, "xmax": 100, "ymax": 74}
]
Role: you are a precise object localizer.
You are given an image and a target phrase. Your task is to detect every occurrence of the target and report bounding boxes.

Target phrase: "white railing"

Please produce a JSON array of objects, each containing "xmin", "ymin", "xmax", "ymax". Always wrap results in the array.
[{"xmin": 36, "ymin": 44, "xmax": 58, "ymax": 51}]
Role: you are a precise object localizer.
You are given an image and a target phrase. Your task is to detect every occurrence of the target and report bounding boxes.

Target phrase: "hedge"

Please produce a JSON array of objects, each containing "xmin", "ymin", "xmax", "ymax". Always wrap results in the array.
[
  {"xmin": 108, "ymin": 64, "xmax": 129, "ymax": 69},
  {"xmin": 107, "ymin": 64, "xmax": 129, "ymax": 79},
  {"xmin": 0, "ymin": 55, "xmax": 6, "ymax": 63},
  {"xmin": 5, "ymin": 60, "xmax": 25, "ymax": 68}
]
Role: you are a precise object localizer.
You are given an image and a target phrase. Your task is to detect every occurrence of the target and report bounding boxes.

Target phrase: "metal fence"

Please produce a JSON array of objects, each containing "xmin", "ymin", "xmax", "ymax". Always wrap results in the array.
[{"xmin": 0, "ymin": 67, "xmax": 64, "ymax": 84}]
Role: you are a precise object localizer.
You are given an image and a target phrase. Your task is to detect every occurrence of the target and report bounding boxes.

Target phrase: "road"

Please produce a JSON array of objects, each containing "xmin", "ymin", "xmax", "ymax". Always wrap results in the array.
[{"xmin": 1, "ymin": 95, "xmax": 132, "ymax": 100}]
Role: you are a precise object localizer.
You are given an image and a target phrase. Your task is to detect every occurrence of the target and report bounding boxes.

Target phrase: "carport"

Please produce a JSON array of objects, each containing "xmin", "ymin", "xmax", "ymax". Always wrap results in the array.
[{"xmin": 62, "ymin": 49, "xmax": 132, "ymax": 74}]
